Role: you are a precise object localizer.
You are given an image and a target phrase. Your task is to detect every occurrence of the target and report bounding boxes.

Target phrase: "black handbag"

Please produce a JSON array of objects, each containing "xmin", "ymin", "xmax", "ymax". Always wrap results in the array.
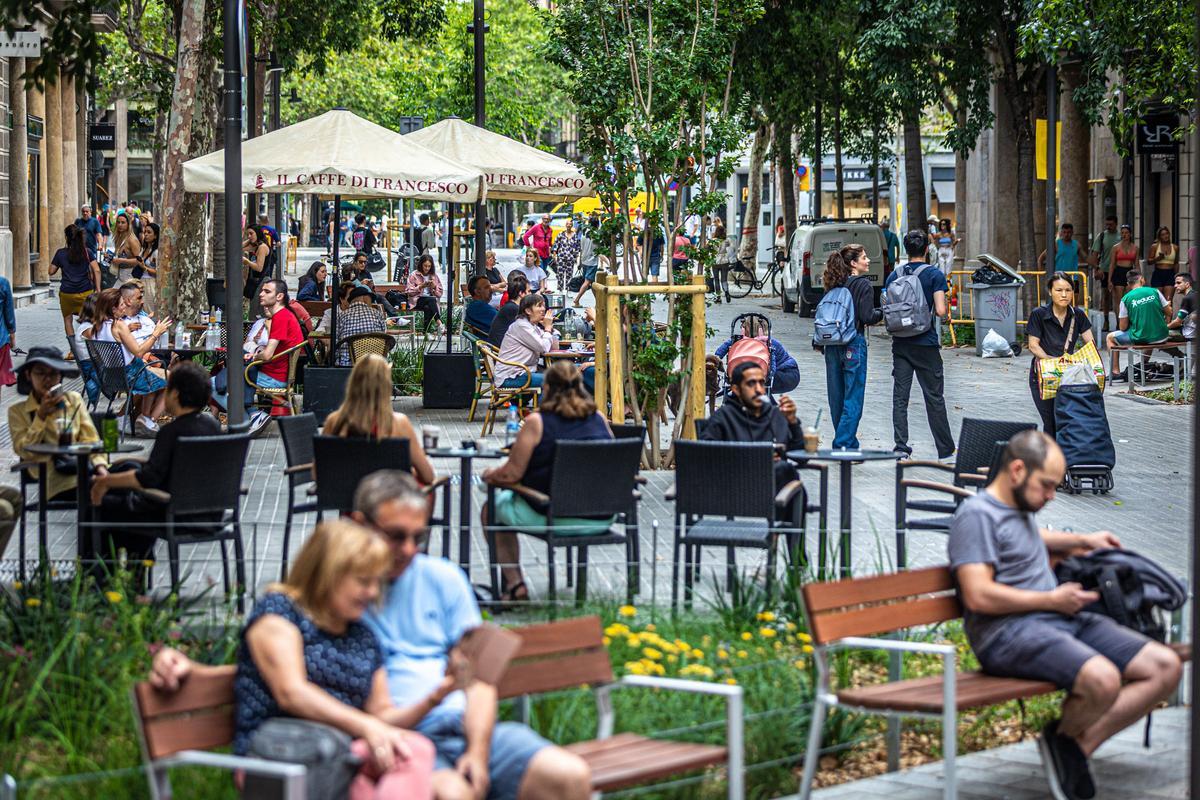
[
  {"xmin": 245, "ymin": 718, "xmax": 362, "ymax": 800},
  {"xmin": 366, "ymin": 251, "xmax": 385, "ymax": 273}
]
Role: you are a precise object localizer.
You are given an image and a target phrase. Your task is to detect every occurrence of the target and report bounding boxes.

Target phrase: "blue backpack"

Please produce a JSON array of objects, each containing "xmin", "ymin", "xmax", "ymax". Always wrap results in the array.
[{"xmin": 812, "ymin": 284, "xmax": 857, "ymax": 346}]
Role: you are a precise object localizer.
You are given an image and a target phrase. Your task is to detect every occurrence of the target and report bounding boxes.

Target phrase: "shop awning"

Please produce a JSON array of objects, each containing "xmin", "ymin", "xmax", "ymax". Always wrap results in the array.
[{"xmin": 931, "ymin": 180, "xmax": 956, "ymax": 205}]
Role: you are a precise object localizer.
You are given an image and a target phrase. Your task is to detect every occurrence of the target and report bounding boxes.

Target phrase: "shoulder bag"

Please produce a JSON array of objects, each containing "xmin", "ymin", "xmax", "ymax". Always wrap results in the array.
[{"xmin": 244, "ymin": 717, "xmax": 362, "ymax": 800}]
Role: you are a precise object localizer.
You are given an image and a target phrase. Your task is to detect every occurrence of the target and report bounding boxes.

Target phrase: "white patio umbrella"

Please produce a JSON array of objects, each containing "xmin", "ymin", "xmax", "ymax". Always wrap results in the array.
[
  {"xmin": 406, "ymin": 117, "xmax": 591, "ymax": 352},
  {"xmin": 183, "ymin": 109, "xmax": 487, "ymax": 347}
]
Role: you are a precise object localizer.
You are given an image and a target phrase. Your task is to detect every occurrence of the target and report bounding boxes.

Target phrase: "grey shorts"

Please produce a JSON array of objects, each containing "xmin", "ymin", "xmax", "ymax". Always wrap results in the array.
[
  {"xmin": 975, "ymin": 612, "xmax": 1151, "ymax": 691},
  {"xmin": 417, "ymin": 713, "xmax": 550, "ymax": 800}
]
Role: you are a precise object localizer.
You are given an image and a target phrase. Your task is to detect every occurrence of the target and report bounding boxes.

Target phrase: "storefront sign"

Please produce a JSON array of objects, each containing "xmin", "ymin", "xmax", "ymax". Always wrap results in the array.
[
  {"xmin": 0, "ymin": 31, "xmax": 40, "ymax": 57},
  {"xmin": 88, "ymin": 124, "xmax": 116, "ymax": 150},
  {"xmin": 1137, "ymin": 114, "xmax": 1179, "ymax": 155}
]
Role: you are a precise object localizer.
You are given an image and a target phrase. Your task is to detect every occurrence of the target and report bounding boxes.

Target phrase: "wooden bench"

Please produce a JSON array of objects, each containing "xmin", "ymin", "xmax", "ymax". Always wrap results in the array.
[
  {"xmin": 497, "ymin": 616, "xmax": 744, "ymax": 798},
  {"xmin": 130, "ymin": 665, "xmax": 307, "ymax": 800},
  {"xmin": 796, "ymin": 566, "xmax": 1190, "ymax": 800},
  {"xmin": 132, "ymin": 616, "xmax": 744, "ymax": 799}
]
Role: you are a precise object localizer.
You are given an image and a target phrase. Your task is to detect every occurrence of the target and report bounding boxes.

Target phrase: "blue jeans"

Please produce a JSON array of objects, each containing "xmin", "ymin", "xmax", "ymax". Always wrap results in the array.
[
  {"xmin": 212, "ymin": 365, "xmax": 286, "ymax": 414},
  {"xmin": 823, "ymin": 333, "xmax": 868, "ymax": 449},
  {"xmin": 501, "ymin": 372, "xmax": 543, "ymax": 390}
]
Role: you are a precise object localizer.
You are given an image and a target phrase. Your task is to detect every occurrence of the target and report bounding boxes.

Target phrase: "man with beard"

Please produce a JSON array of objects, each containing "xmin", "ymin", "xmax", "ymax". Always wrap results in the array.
[{"xmin": 949, "ymin": 430, "xmax": 1181, "ymax": 800}]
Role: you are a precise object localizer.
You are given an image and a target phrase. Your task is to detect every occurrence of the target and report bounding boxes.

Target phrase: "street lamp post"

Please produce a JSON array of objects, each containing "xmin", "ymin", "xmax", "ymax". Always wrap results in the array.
[
  {"xmin": 266, "ymin": 52, "xmax": 284, "ymax": 276},
  {"xmin": 223, "ymin": 0, "xmax": 245, "ymax": 422}
]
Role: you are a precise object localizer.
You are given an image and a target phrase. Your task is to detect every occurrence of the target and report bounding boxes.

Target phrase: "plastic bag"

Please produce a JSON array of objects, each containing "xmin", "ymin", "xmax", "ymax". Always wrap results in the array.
[{"xmin": 980, "ymin": 328, "xmax": 1014, "ymax": 358}]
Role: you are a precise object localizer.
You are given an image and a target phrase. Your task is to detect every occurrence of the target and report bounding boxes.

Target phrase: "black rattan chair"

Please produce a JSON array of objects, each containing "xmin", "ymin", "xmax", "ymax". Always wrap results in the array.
[
  {"xmin": 894, "ymin": 418, "xmax": 1037, "ymax": 568},
  {"xmin": 85, "ymin": 338, "xmax": 135, "ymax": 428},
  {"xmin": 106, "ymin": 433, "xmax": 252, "ymax": 612},
  {"xmin": 276, "ymin": 414, "xmax": 319, "ymax": 579},
  {"xmin": 670, "ymin": 440, "xmax": 803, "ymax": 610},
  {"xmin": 484, "ymin": 438, "xmax": 643, "ymax": 611},
  {"xmin": 312, "ymin": 435, "xmax": 412, "ymax": 516}
]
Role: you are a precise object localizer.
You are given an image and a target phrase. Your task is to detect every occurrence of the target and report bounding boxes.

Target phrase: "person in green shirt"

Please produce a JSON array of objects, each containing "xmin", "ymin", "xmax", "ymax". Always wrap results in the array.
[
  {"xmin": 1105, "ymin": 270, "xmax": 1170, "ymax": 380},
  {"xmin": 880, "ymin": 219, "xmax": 901, "ymax": 271},
  {"xmin": 1089, "ymin": 215, "xmax": 1121, "ymax": 325}
]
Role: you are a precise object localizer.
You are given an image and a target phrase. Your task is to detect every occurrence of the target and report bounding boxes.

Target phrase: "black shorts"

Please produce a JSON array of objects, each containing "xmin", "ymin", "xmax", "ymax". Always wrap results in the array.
[
  {"xmin": 1111, "ymin": 266, "xmax": 1131, "ymax": 287},
  {"xmin": 974, "ymin": 612, "xmax": 1150, "ymax": 691},
  {"xmin": 1151, "ymin": 267, "xmax": 1177, "ymax": 288}
]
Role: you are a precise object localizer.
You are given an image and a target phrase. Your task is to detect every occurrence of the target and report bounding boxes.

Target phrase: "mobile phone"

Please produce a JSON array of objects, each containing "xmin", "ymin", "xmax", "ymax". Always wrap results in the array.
[{"xmin": 48, "ymin": 383, "xmax": 64, "ymax": 397}]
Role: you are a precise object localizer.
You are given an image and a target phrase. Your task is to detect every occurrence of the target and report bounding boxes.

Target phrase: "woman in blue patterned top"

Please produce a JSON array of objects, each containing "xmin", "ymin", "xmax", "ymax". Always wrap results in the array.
[{"xmin": 233, "ymin": 519, "xmax": 443, "ymax": 798}]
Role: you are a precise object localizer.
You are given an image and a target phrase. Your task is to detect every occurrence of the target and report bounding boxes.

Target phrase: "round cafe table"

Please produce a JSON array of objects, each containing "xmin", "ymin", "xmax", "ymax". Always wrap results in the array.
[
  {"xmin": 25, "ymin": 441, "xmax": 144, "ymax": 565},
  {"xmin": 785, "ymin": 447, "xmax": 901, "ymax": 579}
]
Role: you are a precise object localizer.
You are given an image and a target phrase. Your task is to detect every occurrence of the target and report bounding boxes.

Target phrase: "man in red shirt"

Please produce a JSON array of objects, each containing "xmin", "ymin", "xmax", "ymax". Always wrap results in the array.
[
  {"xmin": 521, "ymin": 214, "xmax": 554, "ymax": 274},
  {"xmin": 245, "ymin": 278, "xmax": 304, "ymax": 434}
]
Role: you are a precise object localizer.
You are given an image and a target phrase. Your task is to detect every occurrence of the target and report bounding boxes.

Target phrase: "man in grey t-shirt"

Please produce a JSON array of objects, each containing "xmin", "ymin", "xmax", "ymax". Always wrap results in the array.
[{"xmin": 948, "ymin": 430, "xmax": 1180, "ymax": 800}]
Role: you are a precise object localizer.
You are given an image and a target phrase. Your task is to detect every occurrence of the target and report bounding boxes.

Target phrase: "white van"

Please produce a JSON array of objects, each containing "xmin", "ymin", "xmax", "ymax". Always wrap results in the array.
[{"xmin": 783, "ymin": 221, "xmax": 888, "ymax": 316}]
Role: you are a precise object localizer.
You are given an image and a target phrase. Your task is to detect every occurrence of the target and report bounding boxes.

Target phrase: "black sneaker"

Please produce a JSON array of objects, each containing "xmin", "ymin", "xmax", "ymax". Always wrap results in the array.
[
  {"xmin": 1109, "ymin": 368, "xmax": 1128, "ymax": 383},
  {"xmin": 892, "ymin": 445, "xmax": 912, "ymax": 458},
  {"xmin": 1038, "ymin": 720, "xmax": 1093, "ymax": 800}
]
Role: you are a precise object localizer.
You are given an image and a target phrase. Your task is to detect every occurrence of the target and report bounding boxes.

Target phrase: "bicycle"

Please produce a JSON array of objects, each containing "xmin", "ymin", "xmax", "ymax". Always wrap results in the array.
[{"xmin": 727, "ymin": 246, "xmax": 787, "ymax": 299}]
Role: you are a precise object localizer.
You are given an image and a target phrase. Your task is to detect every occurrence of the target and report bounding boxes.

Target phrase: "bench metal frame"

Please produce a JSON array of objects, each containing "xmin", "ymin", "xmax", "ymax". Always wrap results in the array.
[
  {"xmin": 799, "ymin": 636, "xmax": 957, "ymax": 800},
  {"xmin": 592, "ymin": 675, "xmax": 745, "ymax": 800}
]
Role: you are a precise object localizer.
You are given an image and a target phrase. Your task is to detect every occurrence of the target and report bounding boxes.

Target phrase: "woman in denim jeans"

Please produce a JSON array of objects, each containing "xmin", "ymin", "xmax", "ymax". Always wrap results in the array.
[{"xmin": 820, "ymin": 244, "xmax": 882, "ymax": 449}]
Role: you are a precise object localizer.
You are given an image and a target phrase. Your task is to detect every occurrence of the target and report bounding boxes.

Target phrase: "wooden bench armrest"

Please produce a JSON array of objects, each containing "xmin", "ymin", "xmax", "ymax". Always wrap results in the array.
[
  {"xmin": 775, "ymin": 479, "xmax": 805, "ymax": 509},
  {"xmin": 284, "ymin": 462, "xmax": 313, "ymax": 475},
  {"xmin": 900, "ymin": 479, "xmax": 974, "ymax": 500}
]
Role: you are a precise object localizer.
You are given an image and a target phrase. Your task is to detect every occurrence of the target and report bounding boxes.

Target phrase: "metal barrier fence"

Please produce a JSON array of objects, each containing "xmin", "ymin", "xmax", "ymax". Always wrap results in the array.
[{"xmin": 945, "ymin": 268, "xmax": 1092, "ymax": 345}]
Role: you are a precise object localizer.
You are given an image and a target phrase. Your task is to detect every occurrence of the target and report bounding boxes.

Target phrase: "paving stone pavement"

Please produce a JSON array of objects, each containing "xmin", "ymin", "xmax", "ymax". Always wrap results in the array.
[
  {"xmin": 778, "ymin": 705, "xmax": 1188, "ymax": 799},
  {"xmin": 0, "ymin": 265, "xmax": 1193, "ymax": 615}
]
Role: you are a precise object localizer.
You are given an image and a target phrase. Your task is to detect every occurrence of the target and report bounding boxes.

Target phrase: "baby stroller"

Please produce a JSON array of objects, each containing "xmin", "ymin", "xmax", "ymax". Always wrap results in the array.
[
  {"xmin": 1055, "ymin": 382, "xmax": 1116, "ymax": 494},
  {"xmin": 719, "ymin": 312, "xmax": 774, "ymax": 396}
]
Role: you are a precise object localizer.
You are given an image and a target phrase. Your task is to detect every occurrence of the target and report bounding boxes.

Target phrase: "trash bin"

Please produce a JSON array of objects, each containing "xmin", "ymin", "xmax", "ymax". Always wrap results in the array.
[{"xmin": 970, "ymin": 283, "xmax": 1021, "ymax": 356}]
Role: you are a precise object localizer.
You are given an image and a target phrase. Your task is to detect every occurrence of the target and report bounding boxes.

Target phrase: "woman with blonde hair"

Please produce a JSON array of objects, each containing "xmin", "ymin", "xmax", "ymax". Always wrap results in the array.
[
  {"xmin": 109, "ymin": 211, "xmax": 142, "ymax": 284},
  {"xmin": 150, "ymin": 519, "xmax": 459, "ymax": 799},
  {"xmin": 323, "ymin": 354, "xmax": 435, "ymax": 485},
  {"xmin": 481, "ymin": 360, "xmax": 613, "ymax": 602}
]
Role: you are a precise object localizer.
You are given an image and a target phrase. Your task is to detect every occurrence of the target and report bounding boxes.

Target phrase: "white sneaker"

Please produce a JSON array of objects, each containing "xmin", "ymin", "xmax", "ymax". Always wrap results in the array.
[{"xmin": 248, "ymin": 411, "xmax": 272, "ymax": 437}]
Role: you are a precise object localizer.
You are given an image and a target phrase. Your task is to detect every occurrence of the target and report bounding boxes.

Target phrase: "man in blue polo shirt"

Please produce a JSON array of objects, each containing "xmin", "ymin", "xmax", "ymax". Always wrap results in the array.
[
  {"xmin": 883, "ymin": 229, "xmax": 956, "ymax": 459},
  {"xmin": 353, "ymin": 471, "xmax": 591, "ymax": 800}
]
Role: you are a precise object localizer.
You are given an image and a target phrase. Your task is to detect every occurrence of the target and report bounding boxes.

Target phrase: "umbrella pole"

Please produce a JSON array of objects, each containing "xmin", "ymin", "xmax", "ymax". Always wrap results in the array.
[
  {"xmin": 331, "ymin": 192, "xmax": 341, "ymax": 353},
  {"xmin": 446, "ymin": 202, "xmax": 455, "ymax": 354},
  {"xmin": 223, "ymin": 0, "xmax": 245, "ymax": 424},
  {"xmin": 474, "ymin": 200, "xmax": 485, "ymax": 277}
]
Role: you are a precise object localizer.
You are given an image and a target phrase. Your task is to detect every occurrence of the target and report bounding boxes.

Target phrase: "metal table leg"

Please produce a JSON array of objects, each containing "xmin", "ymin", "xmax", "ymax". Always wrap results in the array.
[
  {"xmin": 839, "ymin": 461, "xmax": 853, "ymax": 579},
  {"xmin": 457, "ymin": 455, "xmax": 473, "ymax": 573}
]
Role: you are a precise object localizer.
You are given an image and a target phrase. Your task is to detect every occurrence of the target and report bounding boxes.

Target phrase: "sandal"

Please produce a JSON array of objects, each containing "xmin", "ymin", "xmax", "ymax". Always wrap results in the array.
[{"xmin": 499, "ymin": 578, "xmax": 530, "ymax": 605}]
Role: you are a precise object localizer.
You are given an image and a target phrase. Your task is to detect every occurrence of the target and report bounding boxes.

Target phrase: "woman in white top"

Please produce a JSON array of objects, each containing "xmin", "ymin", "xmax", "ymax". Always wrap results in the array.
[
  {"xmin": 138, "ymin": 222, "xmax": 160, "ymax": 312},
  {"xmin": 517, "ymin": 248, "xmax": 548, "ymax": 293},
  {"xmin": 110, "ymin": 212, "xmax": 142, "ymax": 284},
  {"xmin": 73, "ymin": 292, "xmax": 101, "ymax": 407},
  {"xmin": 94, "ymin": 286, "xmax": 171, "ymax": 435},
  {"xmin": 495, "ymin": 293, "xmax": 558, "ymax": 389}
]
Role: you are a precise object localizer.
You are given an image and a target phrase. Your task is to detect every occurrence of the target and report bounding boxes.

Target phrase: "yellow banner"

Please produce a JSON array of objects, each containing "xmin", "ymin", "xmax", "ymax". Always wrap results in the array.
[{"xmin": 1035, "ymin": 120, "xmax": 1063, "ymax": 181}]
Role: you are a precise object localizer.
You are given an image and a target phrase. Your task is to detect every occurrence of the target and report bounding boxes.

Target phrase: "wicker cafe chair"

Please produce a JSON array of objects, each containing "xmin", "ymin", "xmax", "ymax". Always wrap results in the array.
[
  {"xmin": 476, "ymin": 341, "xmax": 539, "ymax": 436},
  {"xmin": 244, "ymin": 341, "xmax": 307, "ymax": 416},
  {"xmin": 463, "ymin": 331, "xmax": 493, "ymax": 423},
  {"xmin": 340, "ymin": 332, "xmax": 397, "ymax": 365}
]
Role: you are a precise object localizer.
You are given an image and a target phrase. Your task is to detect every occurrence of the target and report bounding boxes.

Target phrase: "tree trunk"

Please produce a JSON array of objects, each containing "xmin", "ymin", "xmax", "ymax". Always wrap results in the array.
[
  {"xmin": 157, "ymin": 0, "xmax": 206, "ymax": 317},
  {"xmin": 833, "ymin": 61, "xmax": 845, "ymax": 218},
  {"xmin": 175, "ymin": 8, "xmax": 219, "ymax": 321},
  {"xmin": 776, "ymin": 123, "xmax": 797, "ymax": 244},
  {"xmin": 903, "ymin": 110, "xmax": 925, "ymax": 234},
  {"xmin": 152, "ymin": 110, "xmax": 167, "ymax": 214},
  {"xmin": 1059, "ymin": 64, "xmax": 1090, "ymax": 248},
  {"xmin": 954, "ymin": 105, "xmax": 967, "ymax": 262},
  {"xmin": 738, "ymin": 121, "xmax": 770, "ymax": 268}
]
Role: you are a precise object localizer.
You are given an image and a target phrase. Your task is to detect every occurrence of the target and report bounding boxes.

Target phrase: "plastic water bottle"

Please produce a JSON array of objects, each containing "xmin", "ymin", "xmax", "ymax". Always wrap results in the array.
[
  {"xmin": 214, "ymin": 306, "xmax": 223, "ymax": 324},
  {"xmin": 504, "ymin": 404, "xmax": 520, "ymax": 447},
  {"xmin": 199, "ymin": 308, "xmax": 209, "ymax": 326},
  {"xmin": 174, "ymin": 320, "xmax": 187, "ymax": 348}
]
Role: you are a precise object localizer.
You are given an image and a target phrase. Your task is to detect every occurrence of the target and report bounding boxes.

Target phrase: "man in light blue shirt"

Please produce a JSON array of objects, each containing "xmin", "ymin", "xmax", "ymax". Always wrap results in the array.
[
  {"xmin": 1038, "ymin": 222, "xmax": 1083, "ymax": 274},
  {"xmin": 353, "ymin": 470, "xmax": 590, "ymax": 800}
]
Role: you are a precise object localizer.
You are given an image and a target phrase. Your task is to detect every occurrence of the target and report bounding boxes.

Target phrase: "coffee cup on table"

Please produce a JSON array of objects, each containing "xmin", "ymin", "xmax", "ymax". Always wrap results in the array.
[
  {"xmin": 803, "ymin": 426, "xmax": 820, "ymax": 454},
  {"xmin": 422, "ymin": 425, "xmax": 441, "ymax": 451}
]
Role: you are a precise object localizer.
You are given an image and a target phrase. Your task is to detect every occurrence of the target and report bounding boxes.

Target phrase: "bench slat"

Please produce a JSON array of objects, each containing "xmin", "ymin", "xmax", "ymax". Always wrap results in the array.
[
  {"xmin": 811, "ymin": 595, "xmax": 962, "ymax": 643},
  {"xmin": 508, "ymin": 615, "xmax": 604, "ymax": 659},
  {"xmin": 134, "ymin": 666, "xmax": 237, "ymax": 719},
  {"xmin": 497, "ymin": 648, "xmax": 613, "ymax": 699},
  {"xmin": 803, "ymin": 566, "xmax": 954, "ymax": 614},
  {"xmin": 837, "ymin": 671, "xmax": 1058, "ymax": 713},
  {"xmin": 565, "ymin": 733, "xmax": 728, "ymax": 792},
  {"xmin": 143, "ymin": 708, "xmax": 236, "ymax": 760}
]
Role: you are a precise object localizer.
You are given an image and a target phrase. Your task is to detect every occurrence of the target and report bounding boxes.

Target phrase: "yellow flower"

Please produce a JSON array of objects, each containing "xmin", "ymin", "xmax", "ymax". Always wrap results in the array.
[
  {"xmin": 644, "ymin": 623, "xmax": 656, "ymax": 632},
  {"xmin": 717, "ymin": 649, "xmax": 729, "ymax": 660},
  {"xmin": 736, "ymin": 649, "xmax": 748, "ymax": 659},
  {"xmin": 794, "ymin": 659, "xmax": 807, "ymax": 670},
  {"xmin": 642, "ymin": 647, "xmax": 663, "ymax": 661},
  {"xmin": 618, "ymin": 605, "xmax": 637, "ymax": 618},
  {"xmin": 691, "ymin": 648, "xmax": 704, "ymax": 659},
  {"xmin": 626, "ymin": 635, "xmax": 641, "ymax": 648},
  {"xmin": 666, "ymin": 654, "xmax": 677, "ymax": 664},
  {"xmin": 773, "ymin": 641, "xmax": 783, "ymax": 650},
  {"xmin": 142, "ymin": 559, "xmax": 155, "ymax": 568},
  {"xmin": 740, "ymin": 631, "xmax": 753, "ymax": 641},
  {"xmin": 759, "ymin": 627, "xmax": 777, "ymax": 638},
  {"xmin": 602, "ymin": 636, "xmax": 612, "ymax": 646},
  {"xmin": 785, "ymin": 621, "xmax": 797, "ymax": 631},
  {"xmin": 798, "ymin": 632, "xmax": 813, "ymax": 643},
  {"xmin": 604, "ymin": 622, "xmax": 629, "ymax": 637},
  {"xmin": 724, "ymin": 678, "xmax": 738, "ymax": 685},
  {"xmin": 674, "ymin": 639, "xmax": 690, "ymax": 651},
  {"xmin": 25, "ymin": 597, "xmax": 40, "ymax": 608},
  {"xmin": 660, "ymin": 641, "xmax": 679, "ymax": 655},
  {"xmin": 802, "ymin": 644, "xmax": 814, "ymax": 654},
  {"xmin": 12, "ymin": 581, "xmax": 21, "ymax": 590},
  {"xmin": 756, "ymin": 611, "xmax": 776, "ymax": 622},
  {"xmin": 625, "ymin": 661, "xmax": 647, "ymax": 675},
  {"xmin": 105, "ymin": 591, "xmax": 123, "ymax": 604},
  {"xmin": 701, "ymin": 635, "xmax": 712, "ymax": 646}
]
